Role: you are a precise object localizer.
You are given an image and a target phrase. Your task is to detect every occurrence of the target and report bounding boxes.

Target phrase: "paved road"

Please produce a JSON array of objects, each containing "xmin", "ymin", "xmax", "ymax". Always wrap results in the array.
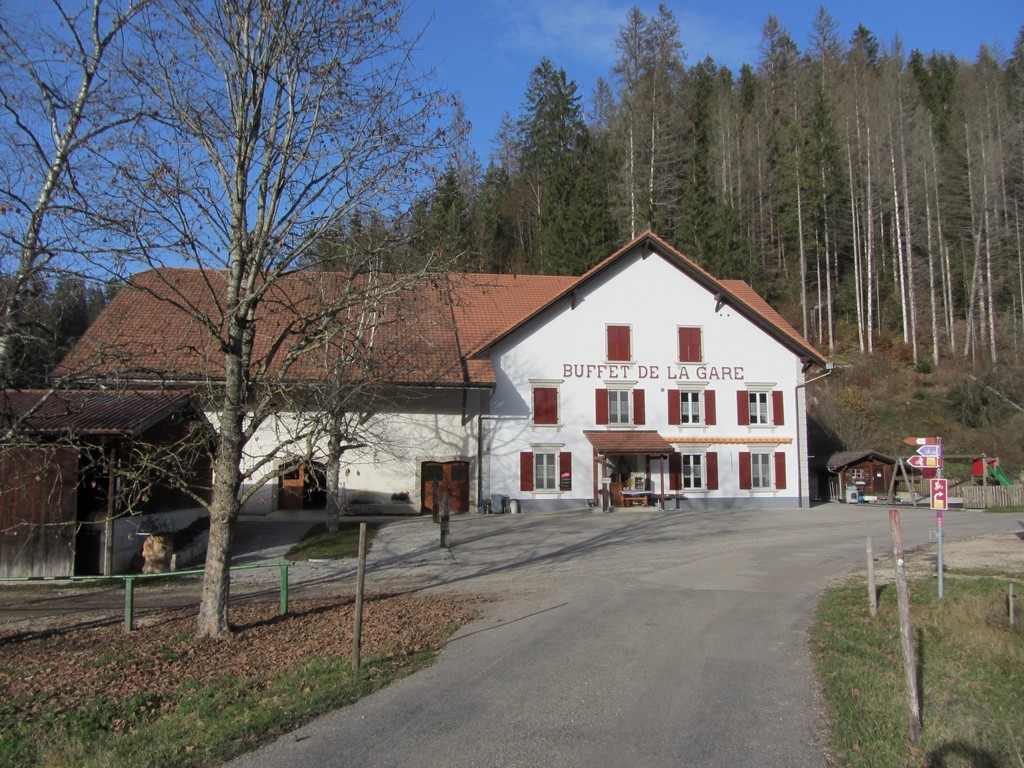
[{"xmin": 227, "ymin": 503, "xmax": 1021, "ymax": 768}]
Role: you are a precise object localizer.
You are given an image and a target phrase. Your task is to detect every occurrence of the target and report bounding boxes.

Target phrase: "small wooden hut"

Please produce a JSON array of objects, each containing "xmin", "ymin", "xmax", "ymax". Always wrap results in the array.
[
  {"xmin": 1, "ymin": 389, "xmax": 213, "ymax": 578},
  {"xmin": 825, "ymin": 450, "xmax": 896, "ymax": 502}
]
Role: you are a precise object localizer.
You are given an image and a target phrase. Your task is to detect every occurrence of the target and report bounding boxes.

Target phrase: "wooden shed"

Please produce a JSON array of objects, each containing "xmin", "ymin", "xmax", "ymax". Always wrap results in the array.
[
  {"xmin": 825, "ymin": 450, "xmax": 896, "ymax": 502},
  {"xmin": 1, "ymin": 389, "xmax": 213, "ymax": 578}
]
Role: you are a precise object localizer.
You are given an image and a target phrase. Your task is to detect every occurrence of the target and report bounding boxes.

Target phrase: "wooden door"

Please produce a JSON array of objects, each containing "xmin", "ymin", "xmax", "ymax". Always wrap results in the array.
[
  {"xmin": 421, "ymin": 461, "xmax": 470, "ymax": 515},
  {"xmin": 279, "ymin": 465, "xmax": 305, "ymax": 510}
]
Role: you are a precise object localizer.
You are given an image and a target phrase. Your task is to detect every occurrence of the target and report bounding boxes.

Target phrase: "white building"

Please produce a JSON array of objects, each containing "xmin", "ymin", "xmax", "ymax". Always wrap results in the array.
[{"xmin": 62, "ymin": 232, "xmax": 827, "ymax": 514}]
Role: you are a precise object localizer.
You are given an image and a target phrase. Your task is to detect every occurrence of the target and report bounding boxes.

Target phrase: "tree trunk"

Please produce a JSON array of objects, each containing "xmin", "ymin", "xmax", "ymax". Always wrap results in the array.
[
  {"xmin": 325, "ymin": 417, "xmax": 343, "ymax": 533},
  {"xmin": 197, "ymin": 429, "xmax": 243, "ymax": 638},
  {"xmin": 795, "ymin": 142, "xmax": 808, "ymax": 337},
  {"xmin": 865, "ymin": 123, "xmax": 875, "ymax": 354}
]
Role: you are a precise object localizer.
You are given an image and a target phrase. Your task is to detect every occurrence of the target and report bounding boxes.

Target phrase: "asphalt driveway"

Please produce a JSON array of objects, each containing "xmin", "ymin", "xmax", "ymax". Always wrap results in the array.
[{"xmin": 227, "ymin": 503, "xmax": 1021, "ymax": 768}]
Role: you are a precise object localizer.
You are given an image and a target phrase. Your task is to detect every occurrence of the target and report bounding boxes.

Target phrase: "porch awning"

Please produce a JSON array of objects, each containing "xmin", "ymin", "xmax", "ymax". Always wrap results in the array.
[{"xmin": 583, "ymin": 430, "xmax": 674, "ymax": 456}]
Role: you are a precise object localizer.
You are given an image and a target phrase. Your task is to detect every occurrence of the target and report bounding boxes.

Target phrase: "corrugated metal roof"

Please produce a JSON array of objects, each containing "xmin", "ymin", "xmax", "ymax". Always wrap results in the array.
[
  {"xmin": 0, "ymin": 389, "xmax": 194, "ymax": 437},
  {"xmin": 826, "ymin": 450, "xmax": 896, "ymax": 470}
]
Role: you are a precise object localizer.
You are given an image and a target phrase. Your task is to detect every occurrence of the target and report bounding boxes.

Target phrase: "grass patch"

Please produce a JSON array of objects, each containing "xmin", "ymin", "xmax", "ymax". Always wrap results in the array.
[
  {"xmin": 985, "ymin": 505, "xmax": 1024, "ymax": 514},
  {"xmin": 3, "ymin": 653, "xmax": 433, "ymax": 768},
  {"xmin": 0, "ymin": 594, "xmax": 478, "ymax": 768},
  {"xmin": 812, "ymin": 573, "xmax": 1024, "ymax": 767},
  {"xmin": 285, "ymin": 521, "xmax": 384, "ymax": 561}
]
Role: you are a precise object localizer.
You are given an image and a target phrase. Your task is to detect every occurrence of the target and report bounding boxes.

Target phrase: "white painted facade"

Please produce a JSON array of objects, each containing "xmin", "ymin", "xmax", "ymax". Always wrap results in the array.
[
  {"xmin": 233, "ymin": 238, "xmax": 823, "ymax": 514},
  {"xmin": 480, "ymin": 244, "xmax": 810, "ymax": 511}
]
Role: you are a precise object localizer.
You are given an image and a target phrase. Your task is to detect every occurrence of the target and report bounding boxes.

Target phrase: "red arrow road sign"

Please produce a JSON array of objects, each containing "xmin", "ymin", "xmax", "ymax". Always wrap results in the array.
[
  {"xmin": 931, "ymin": 478, "xmax": 949, "ymax": 511},
  {"xmin": 908, "ymin": 455, "xmax": 942, "ymax": 468},
  {"xmin": 903, "ymin": 436, "xmax": 940, "ymax": 446}
]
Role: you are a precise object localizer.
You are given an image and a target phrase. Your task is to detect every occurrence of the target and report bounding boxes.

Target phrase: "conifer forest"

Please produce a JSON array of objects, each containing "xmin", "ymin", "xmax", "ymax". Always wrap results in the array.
[{"xmin": 406, "ymin": 7, "xmax": 1024, "ymax": 374}]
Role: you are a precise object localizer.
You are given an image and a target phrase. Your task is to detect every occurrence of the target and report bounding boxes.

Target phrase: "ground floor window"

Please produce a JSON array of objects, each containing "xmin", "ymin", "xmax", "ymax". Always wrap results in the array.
[
  {"xmin": 739, "ymin": 450, "xmax": 786, "ymax": 491},
  {"xmin": 680, "ymin": 454, "xmax": 703, "ymax": 489},
  {"xmin": 535, "ymin": 452, "xmax": 557, "ymax": 490},
  {"xmin": 751, "ymin": 453, "xmax": 772, "ymax": 489},
  {"xmin": 521, "ymin": 450, "xmax": 571, "ymax": 492},
  {"xmin": 669, "ymin": 451, "xmax": 718, "ymax": 491}
]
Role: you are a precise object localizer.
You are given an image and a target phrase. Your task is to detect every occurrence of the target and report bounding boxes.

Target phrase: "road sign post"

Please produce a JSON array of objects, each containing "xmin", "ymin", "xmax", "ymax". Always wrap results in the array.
[
  {"xmin": 932, "ymin": 477, "xmax": 948, "ymax": 598},
  {"xmin": 905, "ymin": 437, "xmax": 945, "ymax": 599}
]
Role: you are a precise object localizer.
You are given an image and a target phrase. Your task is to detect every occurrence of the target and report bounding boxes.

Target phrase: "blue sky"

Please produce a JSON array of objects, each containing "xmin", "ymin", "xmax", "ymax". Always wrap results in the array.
[{"xmin": 403, "ymin": 0, "xmax": 1022, "ymax": 163}]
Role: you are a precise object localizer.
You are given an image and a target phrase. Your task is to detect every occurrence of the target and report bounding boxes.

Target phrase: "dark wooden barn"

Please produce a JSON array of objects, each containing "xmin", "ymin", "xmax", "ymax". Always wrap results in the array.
[
  {"xmin": 825, "ymin": 450, "xmax": 897, "ymax": 502},
  {"xmin": 1, "ymin": 389, "xmax": 213, "ymax": 578}
]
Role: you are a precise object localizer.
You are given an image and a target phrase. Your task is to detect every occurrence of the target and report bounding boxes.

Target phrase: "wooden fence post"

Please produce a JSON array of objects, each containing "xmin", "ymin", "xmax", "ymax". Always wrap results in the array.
[
  {"xmin": 352, "ymin": 522, "xmax": 367, "ymax": 670},
  {"xmin": 866, "ymin": 536, "xmax": 877, "ymax": 617},
  {"xmin": 890, "ymin": 509, "xmax": 922, "ymax": 743}
]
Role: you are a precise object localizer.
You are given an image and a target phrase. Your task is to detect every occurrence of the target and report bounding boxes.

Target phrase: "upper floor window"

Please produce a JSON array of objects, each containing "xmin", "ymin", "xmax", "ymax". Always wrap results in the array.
[
  {"xmin": 608, "ymin": 389, "xmax": 630, "ymax": 424},
  {"xmin": 737, "ymin": 389, "xmax": 784, "ymax": 426},
  {"xmin": 748, "ymin": 391, "xmax": 770, "ymax": 425},
  {"xmin": 680, "ymin": 390, "xmax": 701, "ymax": 424},
  {"xmin": 678, "ymin": 327, "xmax": 703, "ymax": 363},
  {"xmin": 532, "ymin": 385, "xmax": 559, "ymax": 426},
  {"xmin": 607, "ymin": 324, "xmax": 631, "ymax": 362},
  {"xmin": 596, "ymin": 387, "xmax": 645, "ymax": 426},
  {"xmin": 668, "ymin": 388, "xmax": 716, "ymax": 426}
]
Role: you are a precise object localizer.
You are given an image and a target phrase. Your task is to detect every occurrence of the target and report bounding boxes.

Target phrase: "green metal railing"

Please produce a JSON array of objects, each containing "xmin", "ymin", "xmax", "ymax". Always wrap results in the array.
[
  {"xmin": 121, "ymin": 561, "xmax": 293, "ymax": 633},
  {"xmin": 2, "ymin": 561, "xmax": 293, "ymax": 633}
]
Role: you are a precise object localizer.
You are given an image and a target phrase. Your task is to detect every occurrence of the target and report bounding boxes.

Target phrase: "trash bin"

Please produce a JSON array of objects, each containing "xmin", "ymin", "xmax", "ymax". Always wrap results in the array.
[
  {"xmin": 508, "ymin": 499, "xmax": 520, "ymax": 514},
  {"xmin": 490, "ymin": 494, "xmax": 509, "ymax": 514},
  {"xmin": 845, "ymin": 486, "xmax": 860, "ymax": 504}
]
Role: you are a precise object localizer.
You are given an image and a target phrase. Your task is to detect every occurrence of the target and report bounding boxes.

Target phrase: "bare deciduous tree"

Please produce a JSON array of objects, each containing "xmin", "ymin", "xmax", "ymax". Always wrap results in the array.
[
  {"xmin": 92, "ymin": 0, "xmax": 461, "ymax": 639},
  {"xmin": 0, "ymin": 0, "xmax": 150, "ymax": 386}
]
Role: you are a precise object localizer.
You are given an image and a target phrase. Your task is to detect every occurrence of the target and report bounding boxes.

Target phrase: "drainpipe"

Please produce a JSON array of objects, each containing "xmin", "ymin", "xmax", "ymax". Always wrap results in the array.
[{"xmin": 795, "ymin": 362, "xmax": 834, "ymax": 509}]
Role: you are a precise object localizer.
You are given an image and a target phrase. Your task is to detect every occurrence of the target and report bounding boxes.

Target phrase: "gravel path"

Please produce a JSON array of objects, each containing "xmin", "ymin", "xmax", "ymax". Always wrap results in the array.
[{"xmin": 230, "ymin": 514, "xmax": 456, "ymax": 590}]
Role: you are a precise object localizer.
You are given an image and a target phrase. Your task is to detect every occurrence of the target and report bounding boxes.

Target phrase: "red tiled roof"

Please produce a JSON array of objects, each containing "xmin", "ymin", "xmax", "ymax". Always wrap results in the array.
[
  {"xmin": 467, "ymin": 232, "xmax": 827, "ymax": 367},
  {"xmin": 57, "ymin": 233, "xmax": 825, "ymax": 389},
  {"xmin": 1, "ymin": 389, "xmax": 194, "ymax": 437},
  {"xmin": 58, "ymin": 269, "xmax": 477, "ymax": 387},
  {"xmin": 449, "ymin": 273, "xmax": 575, "ymax": 355},
  {"xmin": 583, "ymin": 430, "xmax": 675, "ymax": 455}
]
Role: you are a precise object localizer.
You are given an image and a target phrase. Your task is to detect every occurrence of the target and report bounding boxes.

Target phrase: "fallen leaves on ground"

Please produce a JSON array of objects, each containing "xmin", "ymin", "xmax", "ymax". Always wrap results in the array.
[{"xmin": 1, "ymin": 592, "xmax": 481, "ymax": 725}]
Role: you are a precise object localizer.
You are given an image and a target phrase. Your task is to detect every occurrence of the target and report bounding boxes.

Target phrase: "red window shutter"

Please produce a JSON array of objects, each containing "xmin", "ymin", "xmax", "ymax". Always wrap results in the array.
[
  {"xmin": 560, "ymin": 452, "xmax": 572, "ymax": 491},
  {"xmin": 633, "ymin": 389, "xmax": 646, "ymax": 425},
  {"xmin": 704, "ymin": 390, "xmax": 717, "ymax": 425},
  {"xmin": 520, "ymin": 452, "xmax": 533, "ymax": 492},
  {"xmin": 533, "ymin": 387, "xmax": 557, "ymax": 425},
  {"xmin": 772, "ymin": 390, "xmax": 785, "ymax": 426},
  {"xmin": 739, "ymin": 451, "xmax": 751, "ymax": 489},
  {"xmin": 668, "ymin": 390, "xmax": 681, "ymax": 425},
  {"xmin": 595, "ymin": 389, "xmax": 608, "ymax": 424},
  {"xmin": 737, "ymin": 391, "xmax": 749, "ymax": 425},
  {"xmin": 607, "ymin": 325, "xmax": 631, "ymax": 361},
  {"xmin": 774, "ymin": 452, "xmax": 787, "ymax": 490},
  {"xmin": 706, "ymin": 452, "xmax": 719, "ymax": 490},
  {"xmin": 668, "ymin": 452, "xmax": 682, "ymax": 491},
  {"xmin": 678, "ymin": 327, "xmax": 702, "ymax": 362}
]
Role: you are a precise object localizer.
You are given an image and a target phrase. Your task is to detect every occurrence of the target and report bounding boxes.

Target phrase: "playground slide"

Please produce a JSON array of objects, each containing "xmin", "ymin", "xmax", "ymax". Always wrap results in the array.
[{"xmin": 987, "ymin": 464, "xmax": 1013, "ymax": 487}]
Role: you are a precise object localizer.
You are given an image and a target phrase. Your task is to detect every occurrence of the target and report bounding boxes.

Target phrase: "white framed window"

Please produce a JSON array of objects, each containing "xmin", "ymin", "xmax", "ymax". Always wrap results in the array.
[
  {"xmin": 680, "ymin": 453, "xmax": 704, "ymax": 489},
  {"xmin": 534, "ymin": 452, "xmax": 557, "ymax": 491},
  {"xmin": 748, "ymin": 391, "xmax": 770, "ymax": 425},
  {"xmin": 608, "ymin": 389, "xmax": 630, "ymax": 425},
  {"xmin": 751, "ymin": 452, "xmax": 772, "ymax": 489},
  {"xmin": 680, "ymin": 390, "xmax": 701, "ymax": 424}
]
